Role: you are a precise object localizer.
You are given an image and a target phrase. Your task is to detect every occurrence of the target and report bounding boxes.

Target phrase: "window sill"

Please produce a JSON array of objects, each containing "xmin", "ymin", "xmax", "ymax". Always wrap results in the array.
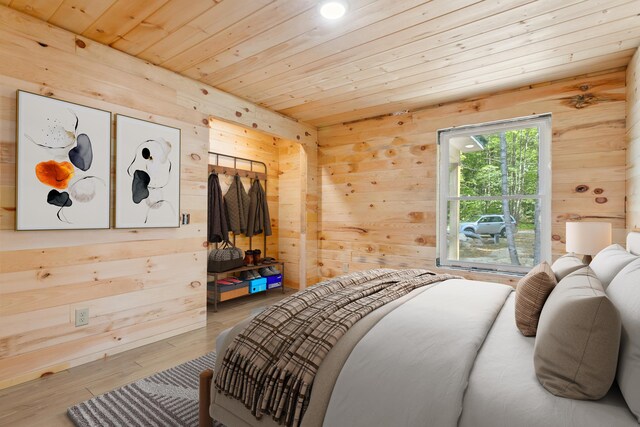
[
  {"xmin": 436, "ymin": 264, "xmax": 525, "ymax": 287},
  {"xmin": 438, "ymin": 264, "xmax": 525, "ymax": 277}
]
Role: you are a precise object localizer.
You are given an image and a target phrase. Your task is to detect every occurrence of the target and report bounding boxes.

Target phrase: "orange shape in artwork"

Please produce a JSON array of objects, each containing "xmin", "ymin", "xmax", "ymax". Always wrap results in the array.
[{"xmin": 35, "ymin": 160, "xmax": 75, "ymax": 189}]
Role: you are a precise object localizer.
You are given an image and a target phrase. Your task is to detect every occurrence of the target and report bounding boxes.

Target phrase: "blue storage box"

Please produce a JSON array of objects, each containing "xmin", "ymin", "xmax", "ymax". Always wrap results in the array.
[
  {"xmin": 266, "ymin": 274, "xmax": 282, "ymax": 289},
  {"xmin": 249, "ymin": 277, "xmax": 267, "ymax": 294},
  {"xmin": 266, "ymin": 274, "xmax": 282, "ymax": 284},
  {"xmin": 267, "ymin": 281, "xmax": 282, "ymax": 290}
]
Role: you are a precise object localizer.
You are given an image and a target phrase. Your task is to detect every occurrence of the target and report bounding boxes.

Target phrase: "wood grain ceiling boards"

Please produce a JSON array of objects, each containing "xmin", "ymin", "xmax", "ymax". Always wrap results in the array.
[{"xmin": 8, "ymin": 0, "xmax": 640, "ymax": 127}]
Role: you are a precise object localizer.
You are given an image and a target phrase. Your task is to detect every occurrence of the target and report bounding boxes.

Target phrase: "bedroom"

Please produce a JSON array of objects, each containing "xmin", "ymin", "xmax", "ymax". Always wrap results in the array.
[{"xmin": 0, "ymin": 0, "xmax": 639, "ymax": 426}]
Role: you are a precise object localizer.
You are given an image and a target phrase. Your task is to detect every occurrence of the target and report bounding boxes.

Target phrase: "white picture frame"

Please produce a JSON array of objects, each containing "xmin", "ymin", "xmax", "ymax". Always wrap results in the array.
[
  {"xmin": 16, "ymin": 90, "xmax": 112, "ymax": 230},
  {"xmin": 115, "ymin": 115, "xmax": 181, "ymax": 228}
]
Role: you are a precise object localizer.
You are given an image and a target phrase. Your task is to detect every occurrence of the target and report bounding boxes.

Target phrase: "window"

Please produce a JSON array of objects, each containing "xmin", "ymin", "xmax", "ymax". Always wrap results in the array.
[{"xmin": 437, "ymin": 114, "xmax": 551, "ymax": 274}]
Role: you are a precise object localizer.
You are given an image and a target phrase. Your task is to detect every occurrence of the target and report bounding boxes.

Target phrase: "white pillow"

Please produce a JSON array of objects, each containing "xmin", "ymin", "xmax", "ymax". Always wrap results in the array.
[
  {"xmin": 606, "ymin": 258, "xmax": 640, "ymax": 422},
  {"xmin": 551, "ymin": 252, "xmax": 585, "ymax": 281},
  {"xmin": 590, "ymin": 244, "xmax": 638, "ymax": 288}
]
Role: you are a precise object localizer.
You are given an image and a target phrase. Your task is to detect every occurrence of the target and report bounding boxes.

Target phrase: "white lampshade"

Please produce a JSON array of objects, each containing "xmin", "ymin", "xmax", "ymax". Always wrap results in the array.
[{"xmin": 565, "ymin": 222, "xmax": 612, "ymax": 255}]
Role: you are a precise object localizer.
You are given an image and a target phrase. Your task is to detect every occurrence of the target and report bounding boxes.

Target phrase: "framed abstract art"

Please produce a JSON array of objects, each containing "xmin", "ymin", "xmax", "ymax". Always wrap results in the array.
[
  {"xmin": 115, "ymin": 115, "xmax": 181, "ymax": 228},
  {"xmin": 16, "ymin": 91, "xmax": 111, "ymax": 230}
]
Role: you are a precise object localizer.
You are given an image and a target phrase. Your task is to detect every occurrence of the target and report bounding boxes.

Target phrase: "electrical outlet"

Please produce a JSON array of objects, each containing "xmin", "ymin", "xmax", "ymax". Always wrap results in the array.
[
  {"xmin": 342, "ymin": 262, "xmax": 349, "ymax": 273},
  {"xmin": 75, "ymin": 308, "xmax": 89, "ymax": 327}
]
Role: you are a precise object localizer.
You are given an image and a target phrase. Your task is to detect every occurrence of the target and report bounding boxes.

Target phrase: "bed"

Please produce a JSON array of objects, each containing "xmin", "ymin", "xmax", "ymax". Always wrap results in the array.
[{"xmin": 201, "ymin": 232, "xmax": 640, "ymax": 427}]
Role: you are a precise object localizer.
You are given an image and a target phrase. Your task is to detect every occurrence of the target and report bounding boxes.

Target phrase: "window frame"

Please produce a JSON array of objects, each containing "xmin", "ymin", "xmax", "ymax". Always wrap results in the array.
[{"xmin": 436, "ymin": 114, "xmax": 552, "ymax": 275}]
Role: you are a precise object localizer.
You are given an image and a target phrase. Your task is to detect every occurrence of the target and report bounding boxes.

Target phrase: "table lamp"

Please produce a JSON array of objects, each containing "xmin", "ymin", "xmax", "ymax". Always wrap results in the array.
[{"xmin": 565, "ymin": 222, "xmax": 612, "ymax": 263}]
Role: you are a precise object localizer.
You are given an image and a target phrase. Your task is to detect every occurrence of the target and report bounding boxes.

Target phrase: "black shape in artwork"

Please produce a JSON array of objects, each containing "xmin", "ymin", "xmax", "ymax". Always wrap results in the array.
[
  {"xmin": 132, "ymin": 170, "xmax": 151, "ymax": 204},
  {"xmin": 47, "ymin": 190, "xmax": 72, "ymax": 207},
  {"xmin": 69, "ymin": 133, "xmax": 93, "ymax": 171},
  {"xmin": 142, "ymin": 147, "xmax": 151, "ymax": 159}
]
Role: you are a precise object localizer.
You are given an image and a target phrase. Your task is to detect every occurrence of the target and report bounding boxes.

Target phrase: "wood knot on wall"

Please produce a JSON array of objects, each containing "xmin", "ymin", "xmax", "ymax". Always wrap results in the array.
[
  {"xmin": 408, "ymin": 211, "xmax": 424, "ymax": 222},
  {"xmin": 575, "ymin": 185, "xmax": 589, "ymax": 193},
  {"xmin": 341, "ymin": 226, "xmax": 368, "ymax": 234},
  {"xmin": 354, "ymin": 141, "xmax": 370, "ymax": 152},
  {"xmin": 567, "ymin": 93, "xmax": 599, "ymax": 109}
]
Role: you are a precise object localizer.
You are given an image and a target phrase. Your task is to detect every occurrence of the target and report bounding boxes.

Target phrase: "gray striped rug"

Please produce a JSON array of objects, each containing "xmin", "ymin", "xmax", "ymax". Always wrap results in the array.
[{"xmin": 68, "ymin": 352, "xmax": 225, "ymax": 427}]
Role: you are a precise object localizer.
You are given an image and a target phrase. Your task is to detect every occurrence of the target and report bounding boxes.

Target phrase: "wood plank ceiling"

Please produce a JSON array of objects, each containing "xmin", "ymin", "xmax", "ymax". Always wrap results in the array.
[{"xmin": 6, "ymin": 0, "xmax": 640, "ymax": 127}]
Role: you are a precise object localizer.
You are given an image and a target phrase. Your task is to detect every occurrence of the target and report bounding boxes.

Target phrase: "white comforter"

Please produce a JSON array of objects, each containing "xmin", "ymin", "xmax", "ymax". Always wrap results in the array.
[
  {"xmin": 213, "ymin": 277, "xmax": 638, "ymax": 427},
  {"xmin": 323, "ymin": 279, "xmax": 511, "ymax": 426},
  {"xmin": 459, "ymin": 293, "xmax": 638, "ymax": 427}
]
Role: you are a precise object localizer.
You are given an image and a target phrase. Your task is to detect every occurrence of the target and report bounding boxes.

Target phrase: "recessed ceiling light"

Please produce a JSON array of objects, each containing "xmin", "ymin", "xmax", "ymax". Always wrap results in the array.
[
  {"xmin": 465, "ymin": 144, "xmax": 475, "ymax": 148},
  {"xmin": 320, "ymin": 1, "xmax": 347, "ymax": 19}
]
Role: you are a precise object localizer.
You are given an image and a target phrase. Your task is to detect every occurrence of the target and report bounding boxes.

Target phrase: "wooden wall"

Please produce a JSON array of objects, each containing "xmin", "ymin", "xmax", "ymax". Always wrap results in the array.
[
  {"xmin": 628, "ymin": 49, "xmax": 639, "ymax": 232},
  {"xmin": 302, "ymin": 142, "xmax": 320, "ymax": 287},
  {"xmin": 318, "ymin": 69, "xmax": 628, "ymax": 285},
  {"xmin": 0, "ymin": 7, "xmax": 316, "ymax": 389},
  {"xmin": 277, "ymin": 140, "xmax": 319, "ymax": 289},
  {"xmin": 279, "ymin": 141, "xmax": 303, "ymax": 288}
]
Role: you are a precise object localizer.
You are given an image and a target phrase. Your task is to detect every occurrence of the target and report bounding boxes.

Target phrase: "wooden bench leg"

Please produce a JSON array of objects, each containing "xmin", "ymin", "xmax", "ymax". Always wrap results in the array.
[{"xmin": 199, "ymin": 369, "xmax": 214, "ymax": 427}]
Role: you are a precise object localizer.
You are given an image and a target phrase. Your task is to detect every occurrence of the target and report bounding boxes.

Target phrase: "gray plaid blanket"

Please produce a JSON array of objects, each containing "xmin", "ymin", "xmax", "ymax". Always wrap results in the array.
[{"xmin": 214, "ymin": 269, "xmax": 460, "ymax": 426}]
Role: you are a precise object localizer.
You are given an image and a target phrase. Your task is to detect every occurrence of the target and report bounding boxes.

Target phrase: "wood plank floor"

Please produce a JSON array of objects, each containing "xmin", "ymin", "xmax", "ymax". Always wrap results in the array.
[{"xmin": 0, "ymin": 289, "xmax": 293, "ymax": 427}]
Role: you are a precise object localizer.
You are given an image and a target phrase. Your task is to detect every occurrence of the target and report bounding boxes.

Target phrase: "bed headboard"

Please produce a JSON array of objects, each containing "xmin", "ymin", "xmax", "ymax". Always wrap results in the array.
[{"xmin": 627, "ymin": 232, "xmax": 640, "ymax": 255}]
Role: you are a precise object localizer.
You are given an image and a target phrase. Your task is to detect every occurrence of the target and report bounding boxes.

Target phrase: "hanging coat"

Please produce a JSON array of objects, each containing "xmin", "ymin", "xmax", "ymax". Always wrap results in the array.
[
  {"xmin": 207, "ymin": 173, "xmax": 229, "ymax": 243},
  {"xmin": 224, "ymin": 174, "xmax": 250, "ymax": 235},
  {"xmin": 246, "ymin": 179, "xmax": 272, "ymax": 237}
]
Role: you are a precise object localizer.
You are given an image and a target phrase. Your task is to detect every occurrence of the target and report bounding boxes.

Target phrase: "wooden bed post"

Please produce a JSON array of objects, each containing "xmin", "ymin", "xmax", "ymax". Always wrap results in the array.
[{"xmin": 199, "ymin": 369, "xmax": 214, "ymax": 427}]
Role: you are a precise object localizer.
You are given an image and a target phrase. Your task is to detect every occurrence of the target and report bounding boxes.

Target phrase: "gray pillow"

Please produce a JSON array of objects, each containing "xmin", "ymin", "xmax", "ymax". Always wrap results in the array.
[
  {"xmin": 534, "ymin": 266, "xmax": 621, "ymax": 400},
  {"xmin": 590, "ymin": 243, "xmax": 638, "ymax": 288},
  {"xmin": 606, "ymin": 259, "xmax": 640, "ymax": 421},
  {"xmin": 550, "ymin": 252, "xmax": 586, "ymax": 281}
]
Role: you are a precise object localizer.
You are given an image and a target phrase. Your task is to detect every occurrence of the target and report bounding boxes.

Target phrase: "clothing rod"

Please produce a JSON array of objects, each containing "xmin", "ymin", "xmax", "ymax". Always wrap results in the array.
[
  {"xmin": 209, "ymin": 164, "xmax": 267, "ymax": 180},
  {"xmin": 208, "ymin": 151, "xmax": 267, "ymax": 174}
]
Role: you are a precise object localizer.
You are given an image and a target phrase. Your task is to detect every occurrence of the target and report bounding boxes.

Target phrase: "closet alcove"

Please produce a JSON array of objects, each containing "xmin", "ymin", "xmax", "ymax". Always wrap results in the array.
[{"xmin": 206, "ymin": 120, "xmax": 306, "ymax": 307}]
